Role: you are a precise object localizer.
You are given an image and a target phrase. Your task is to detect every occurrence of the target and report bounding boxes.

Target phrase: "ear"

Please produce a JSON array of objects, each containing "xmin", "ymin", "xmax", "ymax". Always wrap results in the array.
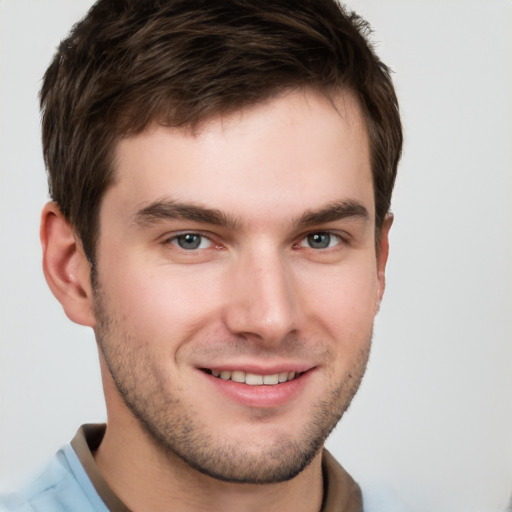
[
  {"xmin": 375, "ymin": 213, "xmax": 393, "ymax": 313},
  {"xmin": 40, "ymin": 202, "xmax": 96, "ymax": 327}
]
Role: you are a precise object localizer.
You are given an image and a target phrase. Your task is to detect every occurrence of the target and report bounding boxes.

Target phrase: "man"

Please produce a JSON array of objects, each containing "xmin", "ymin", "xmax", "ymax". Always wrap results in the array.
[{"xmin": 1, "ymin": 0, "xmax": 402, "ymax": 510}]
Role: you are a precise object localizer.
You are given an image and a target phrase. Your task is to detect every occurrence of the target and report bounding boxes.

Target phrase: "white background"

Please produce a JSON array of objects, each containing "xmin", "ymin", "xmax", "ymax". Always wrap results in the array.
[{"xmin": 1, "ymin": 1, "xmax": 511, "ymax": 511}]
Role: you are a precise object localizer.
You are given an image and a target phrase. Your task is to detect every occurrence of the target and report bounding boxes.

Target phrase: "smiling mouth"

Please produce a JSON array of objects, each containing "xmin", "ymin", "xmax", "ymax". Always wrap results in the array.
[{"xmin": 202, "ymin": 369, "xmax": 303, "ymax": 386}]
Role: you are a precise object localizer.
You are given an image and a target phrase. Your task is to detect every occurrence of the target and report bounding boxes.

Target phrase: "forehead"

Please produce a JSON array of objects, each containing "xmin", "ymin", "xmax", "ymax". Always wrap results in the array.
[{"xmin": 106, "ymin": 88, "xmax": 374, "ymax": 225}]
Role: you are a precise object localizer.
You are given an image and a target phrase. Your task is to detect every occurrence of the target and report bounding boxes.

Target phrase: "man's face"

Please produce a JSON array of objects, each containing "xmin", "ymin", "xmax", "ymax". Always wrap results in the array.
[{"xmin": 92, "ymin": 89, "xmax": 388, "ymax": 483}]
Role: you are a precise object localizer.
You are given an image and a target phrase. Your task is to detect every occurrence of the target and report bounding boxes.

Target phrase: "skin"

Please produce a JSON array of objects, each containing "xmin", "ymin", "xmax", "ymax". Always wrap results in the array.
[{"xmin": 41, "ymin": 88, "xmax": 392, "ymax": 512}]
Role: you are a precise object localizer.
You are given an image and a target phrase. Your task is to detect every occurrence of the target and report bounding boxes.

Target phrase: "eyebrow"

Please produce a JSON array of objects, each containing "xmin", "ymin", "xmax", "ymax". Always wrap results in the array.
[
  {"xmin": 132, "ymin": 199, "xmax": 241, "ymax": 230},
  {"xmin": 295, "ymin": 200, "xmax": 370, "ymax": 228},
  {"xmin": 132, "ymin": 198, "xmax": 369, "ymax": 231}
]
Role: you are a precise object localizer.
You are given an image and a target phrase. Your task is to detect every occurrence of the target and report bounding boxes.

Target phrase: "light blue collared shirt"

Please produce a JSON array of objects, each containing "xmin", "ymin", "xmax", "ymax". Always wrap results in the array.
[
  {"xmin": 0, "ymin": 444, "xmax": 107, "ymax": 512},
  {"xmin": 0, "ymin": 425, "xmax": 406, "ymax": 512}
]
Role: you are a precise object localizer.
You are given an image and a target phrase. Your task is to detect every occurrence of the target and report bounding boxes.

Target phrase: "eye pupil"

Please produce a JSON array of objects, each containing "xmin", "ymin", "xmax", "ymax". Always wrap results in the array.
[
  {"xmin": 307, "ymin": 233, "xmax": 330, "ymax": 249},
  {"xmin": 177, "ymin": 234, "xmax": 202, "ymax": 250}
]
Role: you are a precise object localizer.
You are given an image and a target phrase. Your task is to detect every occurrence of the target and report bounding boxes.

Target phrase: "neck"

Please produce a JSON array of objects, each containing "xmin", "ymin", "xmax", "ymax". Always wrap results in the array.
[{"xmin": 94, "ymin": 412, "xmax": 324, "ymax": 512}]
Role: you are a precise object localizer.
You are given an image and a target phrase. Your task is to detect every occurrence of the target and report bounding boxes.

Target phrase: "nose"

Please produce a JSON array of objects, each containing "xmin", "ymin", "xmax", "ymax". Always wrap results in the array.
[{"xmin": 223, "ymin": 248, "xmax": 299, "ymax": 345}]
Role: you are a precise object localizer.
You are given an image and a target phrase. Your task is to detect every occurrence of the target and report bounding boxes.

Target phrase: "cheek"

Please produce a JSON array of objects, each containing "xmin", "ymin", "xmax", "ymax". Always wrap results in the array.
[
  {"xmin": 299, "ymin": 258, "xmax": 379, "ymax": 338},
  {"xmin": 97, "ymin": 254, "xmax": 226, "ymax": 344}
]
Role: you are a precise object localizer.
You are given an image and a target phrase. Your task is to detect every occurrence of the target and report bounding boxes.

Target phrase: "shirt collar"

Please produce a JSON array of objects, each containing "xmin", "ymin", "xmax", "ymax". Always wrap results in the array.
[{"xmin": 71, "ymin": 424, "xmax": 362, "ymax": 512}]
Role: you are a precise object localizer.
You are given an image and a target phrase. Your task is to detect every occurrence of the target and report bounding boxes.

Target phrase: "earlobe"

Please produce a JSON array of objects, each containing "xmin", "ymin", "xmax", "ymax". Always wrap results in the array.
[
  {"xmin": 375, "ymin": 213, "xmax": 393, "ymax": 313},
  {"xmin": 40, "ymin": 202, "xmax": 96, "ymax": 327}
]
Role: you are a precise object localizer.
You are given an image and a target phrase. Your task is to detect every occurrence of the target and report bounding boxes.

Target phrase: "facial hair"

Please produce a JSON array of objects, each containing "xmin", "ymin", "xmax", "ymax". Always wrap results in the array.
[{"xmin": 93, "ymin": 285, "xmax": 371, "ymax": 484}]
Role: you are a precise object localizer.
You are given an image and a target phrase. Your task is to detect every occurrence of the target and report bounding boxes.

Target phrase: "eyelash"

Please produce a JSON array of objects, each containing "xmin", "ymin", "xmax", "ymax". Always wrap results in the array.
[
  {"xmin": 295, "ymin": 232, "xmax": 344, "ymax": 250},
  {"xmin": 166, "ymin": 232, "xmax": 217, "ymax": 251},
  {"xmin": 163, "ymin": 231, "xmax": 347, "ymax": 252}
]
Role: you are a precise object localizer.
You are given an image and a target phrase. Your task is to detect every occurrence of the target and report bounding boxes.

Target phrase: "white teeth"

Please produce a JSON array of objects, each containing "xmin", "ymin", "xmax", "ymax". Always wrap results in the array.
[
  {"xmin": 231, "ymin": 370, "xmax": 245, "ymax": 383},
  {"xmin": 245, "ymin": 373, "xmax": 263, "ymax": 385},
  {"xmin": 263, "ymin": 374, "xmax": 279, "ymax": 385},
  {"xmin": 210, "ymin": 369, "xmax": 299, "ymax": 385}
]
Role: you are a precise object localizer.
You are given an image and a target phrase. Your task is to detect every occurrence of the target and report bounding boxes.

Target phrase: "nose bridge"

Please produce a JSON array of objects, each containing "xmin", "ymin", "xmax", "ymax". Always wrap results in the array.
[{"xmin": 224, "ymin": 243, "xmax": 298, "ymax": 343}]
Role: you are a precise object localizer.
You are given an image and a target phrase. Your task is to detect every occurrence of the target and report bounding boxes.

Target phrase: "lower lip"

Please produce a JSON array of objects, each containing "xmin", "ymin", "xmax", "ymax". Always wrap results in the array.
[{"xmin": 201, "ymin": 370, "xmax": 313, "ymax": 409}]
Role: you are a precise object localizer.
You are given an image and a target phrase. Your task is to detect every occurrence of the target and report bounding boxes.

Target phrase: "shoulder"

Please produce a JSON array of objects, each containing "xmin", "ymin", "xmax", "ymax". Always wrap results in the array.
[
  {"xmin": 0, "ymin": 448, "xmax": 103, "ymax": 512},
  {"xmin": 322, "ymin": 449, "xmax": 406, "ymax": 512}
]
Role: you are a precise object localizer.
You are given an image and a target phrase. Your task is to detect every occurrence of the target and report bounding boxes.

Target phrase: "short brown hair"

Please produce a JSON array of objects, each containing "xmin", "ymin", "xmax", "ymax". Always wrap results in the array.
[{"xmin": 40, "ymin": 0, "xmax": 402, "ymax": 262}]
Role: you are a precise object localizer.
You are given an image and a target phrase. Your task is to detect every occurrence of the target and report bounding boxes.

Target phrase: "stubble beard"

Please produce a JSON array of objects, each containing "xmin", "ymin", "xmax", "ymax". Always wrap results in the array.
[{"xmin": 93, "ymin": 287, "xmax": 371, "ymax": 485}]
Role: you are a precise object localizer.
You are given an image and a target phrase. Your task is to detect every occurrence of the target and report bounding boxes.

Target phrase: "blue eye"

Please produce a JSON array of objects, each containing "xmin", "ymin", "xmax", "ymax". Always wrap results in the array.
[
  {"xmin": 300, "ymin": 232, "xmax": 340, "ymax": 249},
  {"xmin": 171, "ymin": 233, "xmax": 212, "ymax": 250}
]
